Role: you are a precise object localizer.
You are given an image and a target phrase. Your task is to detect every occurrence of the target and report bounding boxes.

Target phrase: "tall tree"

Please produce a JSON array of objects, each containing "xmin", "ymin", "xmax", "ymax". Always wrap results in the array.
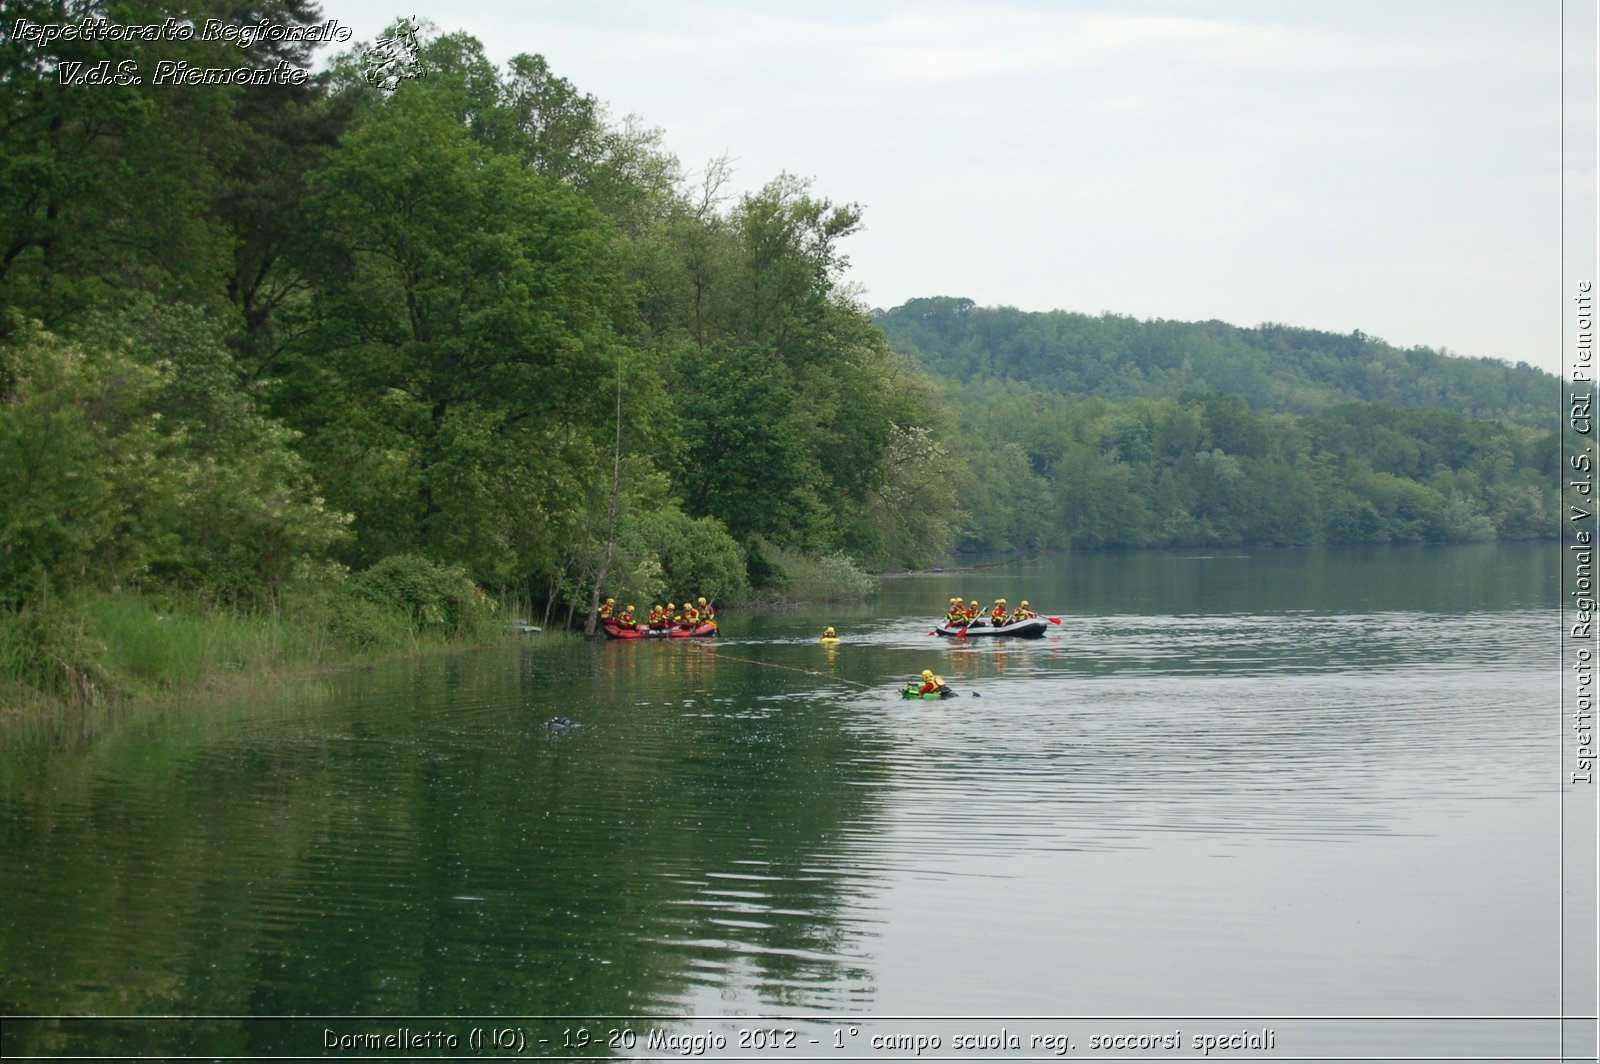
[{"xmin": 282, "ymin": 87, "xmax": 636, "ymax": 584}]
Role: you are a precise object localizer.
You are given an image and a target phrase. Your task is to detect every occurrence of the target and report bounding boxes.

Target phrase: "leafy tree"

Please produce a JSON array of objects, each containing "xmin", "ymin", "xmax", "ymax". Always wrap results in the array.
[
  {"xmin": 282, "ymin": 87, "xmax": 635, "ymax": 584},
  {"xmin": 617, "ymin": 506, "xmax": 749, "ymax": 608},
  {"xmin": 0, "ymin": 327, "xmax": 123, "ymax": 605},
  {"xmin": 865, "ymin": 423, "xmax": 966, "ymax": 567},
  {"xmin": 675, "ymin": 343, "xmax": 824, "ymax": 547},
  {"xmin": 1, "ymin": 308, "xmax": 346, "ymax": 606}
]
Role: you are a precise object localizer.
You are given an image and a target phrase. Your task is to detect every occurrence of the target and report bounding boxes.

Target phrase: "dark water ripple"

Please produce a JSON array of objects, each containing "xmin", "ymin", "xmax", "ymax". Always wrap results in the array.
[{"xmin": 0, "ymin": 546, "xmax": 1567, "ymax": 1051}]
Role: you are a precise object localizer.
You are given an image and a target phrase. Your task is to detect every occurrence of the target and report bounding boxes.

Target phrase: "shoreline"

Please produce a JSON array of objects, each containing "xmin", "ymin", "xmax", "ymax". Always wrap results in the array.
[{"xmin": 0, "ymin": 589, "xmax": 534, "ymax": 739}]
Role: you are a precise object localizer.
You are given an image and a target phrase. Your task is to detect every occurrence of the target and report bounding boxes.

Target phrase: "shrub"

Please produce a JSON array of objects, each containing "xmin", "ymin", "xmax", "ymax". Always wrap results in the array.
[
  {"xmin": 756, "ymin": 542, "xmax": 877, "ymax": 602},
  {"xmin": 355, "ymin": 554, "xmax": 494, "ymax": 637},
  {"xmin": 0, "ymin": 596, "xmax": 114, "ymax": 706},
  {"xmin": 617, "ymin": 507, "xmax": 750, "ymax": 607}
]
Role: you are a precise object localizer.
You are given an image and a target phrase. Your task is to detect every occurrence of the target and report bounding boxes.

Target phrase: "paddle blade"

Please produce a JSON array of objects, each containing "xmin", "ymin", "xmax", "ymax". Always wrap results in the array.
[
  {"xmin": 929, "ymin": 629, "xmax": 938, "ymax": 636},
  {"xmin": 1048, "ymin": 616, "xmax": 1062, "ymax": 624}
]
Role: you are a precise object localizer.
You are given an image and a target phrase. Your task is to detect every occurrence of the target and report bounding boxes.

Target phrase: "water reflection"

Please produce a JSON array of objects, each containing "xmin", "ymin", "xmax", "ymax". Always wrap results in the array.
[{"xmin": 0, "ymin": 543, "xmax": 1564, "ymax": 1058}]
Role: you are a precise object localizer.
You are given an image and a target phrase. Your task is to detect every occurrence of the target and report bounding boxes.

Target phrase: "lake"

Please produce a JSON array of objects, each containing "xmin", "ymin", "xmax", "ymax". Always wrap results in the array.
[{"xmin": 0, "ymin": 542, "xmax": 1588, "ymax": 1060}]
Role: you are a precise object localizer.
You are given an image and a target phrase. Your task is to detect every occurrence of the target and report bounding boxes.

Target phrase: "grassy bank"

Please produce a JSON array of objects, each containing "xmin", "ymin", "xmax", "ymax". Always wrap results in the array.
[
  {"xmin": 0, "ymin": 546, "xmax": 882, "ymax": 726},
  {"xmin": 0, "ymin": 559, "xmax": 519, "ymax": 726}
]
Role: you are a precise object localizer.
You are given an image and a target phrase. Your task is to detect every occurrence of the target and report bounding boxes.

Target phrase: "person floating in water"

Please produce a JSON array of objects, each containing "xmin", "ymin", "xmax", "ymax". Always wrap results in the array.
[{"xmin": 821, "ymin": 626, "xmax": 838, "ymax": 641}]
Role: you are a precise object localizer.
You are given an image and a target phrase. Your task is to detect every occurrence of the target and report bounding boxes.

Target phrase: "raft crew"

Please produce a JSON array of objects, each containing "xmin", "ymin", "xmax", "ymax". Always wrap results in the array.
[
  {"xmin": 597, "ymin": 594, "xmax": 719, "ymax": 630},
  {"xmin": 935, "ymin": 597, "xmax": 1042, "ymax": 627}
]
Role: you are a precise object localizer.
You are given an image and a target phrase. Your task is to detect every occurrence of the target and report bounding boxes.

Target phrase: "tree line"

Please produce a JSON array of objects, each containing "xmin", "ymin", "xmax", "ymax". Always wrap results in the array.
[
  {"xmin": 940, "ymin": 383, "xmax": 1558, "ymax": 552},
  {"xmin": 877, "ymin": 298, "xmax": 1560, "ymax": 552},
  {"xmin": 877, "ymin": 297, "xmax": 1556, "ymax": 428},
  {"xmin": 1, "ymin": 5, "xmax": 963, "ymax": 647}
]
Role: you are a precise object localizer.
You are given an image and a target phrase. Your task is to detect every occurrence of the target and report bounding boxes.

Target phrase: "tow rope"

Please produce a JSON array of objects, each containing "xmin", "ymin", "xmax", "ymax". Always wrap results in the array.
[{"xmin": 685, "ymin": 643, "xmax": 879, "ymax": 690}]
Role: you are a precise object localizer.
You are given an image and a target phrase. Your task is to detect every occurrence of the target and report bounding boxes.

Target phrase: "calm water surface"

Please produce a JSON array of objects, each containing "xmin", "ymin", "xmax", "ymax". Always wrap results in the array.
[{"xmin": 0, "ymin": 544, "xmax": 1572, "ymax": 1059}]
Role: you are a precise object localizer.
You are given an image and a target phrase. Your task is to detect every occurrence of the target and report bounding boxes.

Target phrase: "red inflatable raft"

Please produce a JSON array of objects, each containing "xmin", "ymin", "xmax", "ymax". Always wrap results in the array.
[{"xmin": 603, "ymin": 621, "xmax": 717, "ymax": 640}]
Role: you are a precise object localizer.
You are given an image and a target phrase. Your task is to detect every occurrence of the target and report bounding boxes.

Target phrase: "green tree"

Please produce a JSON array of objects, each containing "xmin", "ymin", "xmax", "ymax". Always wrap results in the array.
[
  {"xmin": 283, "ymin": 87, "xmax": 634, "ymax": 584},
  {"xmin": 1, "ymin": 309, "xmax": 347, "ymax": 606}
]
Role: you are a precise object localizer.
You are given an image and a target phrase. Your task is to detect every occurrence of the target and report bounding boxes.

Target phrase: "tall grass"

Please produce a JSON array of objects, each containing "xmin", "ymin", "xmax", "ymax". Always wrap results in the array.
[
  {"xmin": 0, "ymin": 599, "xmax": 114, "ymax": 712},
  {"xmin": 88, "ymin": 594, "xmax": 317, "ymax": 693},
  {"xmin": 0, "ymin": 576, "xmax": 510, "ymax": 724}
]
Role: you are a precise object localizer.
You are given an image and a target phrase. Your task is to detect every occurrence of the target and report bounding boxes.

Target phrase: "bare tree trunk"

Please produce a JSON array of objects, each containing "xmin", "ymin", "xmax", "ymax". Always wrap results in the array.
[
  {"xmin": 584, "ymin": 356, "xmax": 625, "ymax": 635},
  {"xmin": 541, "ymin": 573, "xmax": 559, "ymax": 629}
]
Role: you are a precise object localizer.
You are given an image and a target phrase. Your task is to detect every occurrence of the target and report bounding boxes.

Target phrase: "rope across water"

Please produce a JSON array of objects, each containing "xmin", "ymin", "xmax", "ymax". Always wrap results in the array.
[{"xmin": 685, "ymin": 642, "xmax": 880, "ymax": 690}]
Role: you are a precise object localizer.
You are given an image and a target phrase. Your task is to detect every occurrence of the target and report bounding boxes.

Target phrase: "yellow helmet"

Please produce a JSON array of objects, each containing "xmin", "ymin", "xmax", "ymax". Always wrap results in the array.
[
  {"xmin": 824, "ymin": 627, "xmax": 836, "ymax": 636},
  {"xmin": 605, "ymin": 597, "xmax": 614, "ymax": 604},
  {"xmin": 969, "ymin": 600, "xmax": 978, "ymax": 607},
  {"xmin": 921, "ymin": 669, "xmax": 934, "ymax": 680},
  {"xmin": 1021, "ymin": 600, "xmax": 1030, "ymax": 607},
  {"xmin": 997, "ymin": 598, "xmax": 1007, "ymax": 604},
  {"xmin": 666, "ymin": 602, "xmax": 675, "ymax": 609},
  {"xmin": 698, "ymin": 597, "xmax": 707, "ymax": 605},
  {"xmin": 626, "ymin": 605, "xmax": 635, "ymax": 612}
]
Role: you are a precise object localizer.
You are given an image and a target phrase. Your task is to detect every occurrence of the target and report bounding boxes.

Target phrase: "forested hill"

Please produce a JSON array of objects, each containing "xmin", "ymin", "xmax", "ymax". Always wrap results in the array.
[{"xmin": 876, "ymin": 297, "xmax": 1555, "ymax": 427}]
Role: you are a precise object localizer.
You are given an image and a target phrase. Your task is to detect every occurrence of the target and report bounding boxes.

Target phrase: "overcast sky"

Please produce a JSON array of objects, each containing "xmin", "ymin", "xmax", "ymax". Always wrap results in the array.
[{"xmin": 316, "ymin": 1, "xmax": 1596, "ymax": 378}]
